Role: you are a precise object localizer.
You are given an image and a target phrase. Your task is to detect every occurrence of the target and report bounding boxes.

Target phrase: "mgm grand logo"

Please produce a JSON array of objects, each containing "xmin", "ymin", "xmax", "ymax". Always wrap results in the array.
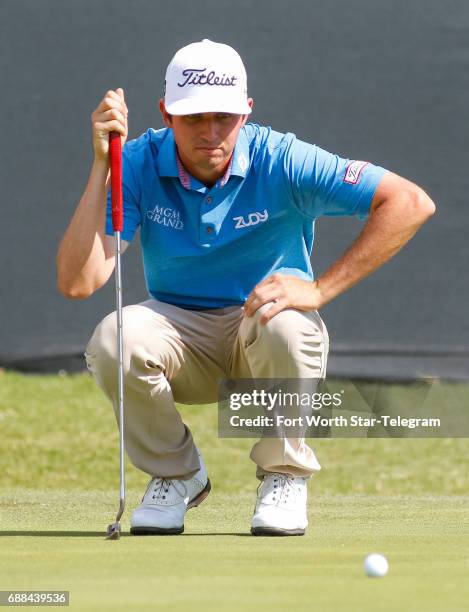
[{"xmin": 147, "ymin": 204, "xmax": 184, "ymax": 230}]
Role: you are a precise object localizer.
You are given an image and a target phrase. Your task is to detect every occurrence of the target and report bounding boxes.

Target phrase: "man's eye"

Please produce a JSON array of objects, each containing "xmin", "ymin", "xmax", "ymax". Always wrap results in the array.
[{"xmin": 217, "ymin": 113, "xmax": 232, "ymax": 120}]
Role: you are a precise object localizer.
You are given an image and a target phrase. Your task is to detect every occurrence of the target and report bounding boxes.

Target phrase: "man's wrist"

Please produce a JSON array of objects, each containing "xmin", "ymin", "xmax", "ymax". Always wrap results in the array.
[
  {"xmin": 310, "ymin": 279, "xmax": 329, "ymax": 310},
  {"xmin": 92, "ymin": 155, "xmax": 110, "ymax": 171}
]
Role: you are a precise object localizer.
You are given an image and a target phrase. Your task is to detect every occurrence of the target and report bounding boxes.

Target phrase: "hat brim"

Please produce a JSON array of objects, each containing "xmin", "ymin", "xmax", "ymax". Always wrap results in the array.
[{"xmin": 165, "ymin": 97, "xmax": 252, "ymax": 116}]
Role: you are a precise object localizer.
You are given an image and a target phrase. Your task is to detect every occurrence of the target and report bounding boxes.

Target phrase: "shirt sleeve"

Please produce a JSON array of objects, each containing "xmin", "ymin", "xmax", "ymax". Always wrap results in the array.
[
  {"xmin": 283, "ymin": 134, "xmax": 389, "ymax": 220},
  {"xmin": 105, "ymin": 144, "xmax": 142, "ymax": 241}
]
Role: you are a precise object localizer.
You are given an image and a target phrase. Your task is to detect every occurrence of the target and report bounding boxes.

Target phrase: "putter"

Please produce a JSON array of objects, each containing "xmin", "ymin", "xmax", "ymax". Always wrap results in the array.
[{"xmin": 106, "ymin": 130, "xmax": 126, "ymax": 540}]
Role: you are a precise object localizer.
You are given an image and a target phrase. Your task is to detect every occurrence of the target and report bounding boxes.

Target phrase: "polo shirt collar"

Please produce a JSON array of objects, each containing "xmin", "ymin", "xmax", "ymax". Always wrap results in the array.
[
  {"xmin": 157, "ymin": 129, "xmax": 179, "ymax": 178},
  {"xmin": 156, "ymin": 126, "xmax": 250, "ymax": 182},
  {"xmin": 230, "ymin": 127, "xmax": 250, "ymax": 178}
]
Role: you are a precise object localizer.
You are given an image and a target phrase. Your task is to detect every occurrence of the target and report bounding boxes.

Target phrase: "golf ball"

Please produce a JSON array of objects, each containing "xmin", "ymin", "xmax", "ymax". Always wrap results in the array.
[{"xmin": 363, "ymin": 553, "xmax": 389, "ymax": 577}]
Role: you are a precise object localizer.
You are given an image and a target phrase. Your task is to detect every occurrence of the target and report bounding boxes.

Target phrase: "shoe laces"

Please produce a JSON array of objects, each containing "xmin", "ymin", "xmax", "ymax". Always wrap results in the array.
[
  {"xmin": 143, "ymin": 477, "xmax": 174, "ymax": 503},
  {"xmin": 265, "ymin": 473, "xmax": 302, "ymax": 504}
]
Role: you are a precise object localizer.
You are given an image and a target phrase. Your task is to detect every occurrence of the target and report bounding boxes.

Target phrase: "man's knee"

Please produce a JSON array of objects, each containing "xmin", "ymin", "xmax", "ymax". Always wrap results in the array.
[
  {"xmin": 238, "ymin": 303, "xmax": 328, "ymax": 379},
  {"xmin": 240, "ymin": 303, "xmax": 323, "ymax": 351},
  {"xmin": 84, "ymin": 305, "xmax": 150, "ymax": 373}
]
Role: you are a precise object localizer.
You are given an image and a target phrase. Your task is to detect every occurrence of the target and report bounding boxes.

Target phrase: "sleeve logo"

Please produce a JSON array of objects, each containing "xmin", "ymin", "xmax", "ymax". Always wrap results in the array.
[{"xmin": 344, "ymin": 160, "xmax": 369, "ymax": 184}]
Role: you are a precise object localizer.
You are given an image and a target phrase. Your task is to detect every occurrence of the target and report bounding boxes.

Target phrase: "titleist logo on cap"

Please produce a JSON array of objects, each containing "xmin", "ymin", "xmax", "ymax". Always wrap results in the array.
[{"xmin": 177, "ymin": 68, "xmax": 238, "ymax": 88}]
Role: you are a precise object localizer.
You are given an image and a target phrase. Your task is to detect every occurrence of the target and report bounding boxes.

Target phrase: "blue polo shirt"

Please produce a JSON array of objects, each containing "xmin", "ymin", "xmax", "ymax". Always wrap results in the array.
[{"xmin": 105, "ymin": 124, "xmax": 388, "ymax": 309}]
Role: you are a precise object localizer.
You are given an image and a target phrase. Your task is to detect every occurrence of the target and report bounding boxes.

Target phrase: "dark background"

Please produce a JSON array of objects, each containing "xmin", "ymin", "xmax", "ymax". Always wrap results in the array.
[{"xmin": 1, "ymin": 0, "xmax": 468, "ymax": 379}]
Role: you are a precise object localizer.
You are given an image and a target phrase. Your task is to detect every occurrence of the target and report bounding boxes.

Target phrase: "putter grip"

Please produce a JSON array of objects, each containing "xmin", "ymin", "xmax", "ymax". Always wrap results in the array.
[{"xmin": 109, "ymin": 131, "xmax": 123, "ymax": 232}]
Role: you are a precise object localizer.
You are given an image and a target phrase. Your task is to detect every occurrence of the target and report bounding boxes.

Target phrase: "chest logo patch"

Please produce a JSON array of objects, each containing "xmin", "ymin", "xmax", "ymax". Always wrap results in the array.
[
  {"xmin": 147, "ymin": 204, "xmax": 184, "ymax": 230},
  {"xmin": 233, "ymin": 209, "xmax": 268, "ymax": 229}
]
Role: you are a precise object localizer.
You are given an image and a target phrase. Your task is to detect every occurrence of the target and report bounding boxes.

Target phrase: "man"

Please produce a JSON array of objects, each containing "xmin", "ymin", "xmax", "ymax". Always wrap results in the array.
[{"xmin": 56, "ymin": 39, "xmax": 435, "ymax": 536}]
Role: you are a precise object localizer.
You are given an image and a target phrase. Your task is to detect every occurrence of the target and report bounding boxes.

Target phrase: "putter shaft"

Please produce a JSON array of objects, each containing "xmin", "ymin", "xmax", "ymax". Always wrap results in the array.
[{"xmin": 106, "ymin": 229, "xmax": 125, "ymax": 539}]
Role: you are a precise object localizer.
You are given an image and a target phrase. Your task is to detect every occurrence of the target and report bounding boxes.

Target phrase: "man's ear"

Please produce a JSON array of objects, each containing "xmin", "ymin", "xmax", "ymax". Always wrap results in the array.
[
  {"xmin": 159, "ymin": 98, "xmax": 173, "ymax": 127},
  {"xmin": 241, "ymin": 98, "xmax": 254, "ymax": 126}
]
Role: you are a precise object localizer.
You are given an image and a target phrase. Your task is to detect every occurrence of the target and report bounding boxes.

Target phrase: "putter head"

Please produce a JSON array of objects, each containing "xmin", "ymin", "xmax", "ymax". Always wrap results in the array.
[{"xmin": 106, "ymin": 522, "xmax": 121, "ymax": 540}]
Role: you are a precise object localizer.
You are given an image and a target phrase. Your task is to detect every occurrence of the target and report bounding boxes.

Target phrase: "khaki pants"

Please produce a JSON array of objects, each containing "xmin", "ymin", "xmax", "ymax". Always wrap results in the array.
[{"xmin": 84, "ymin": 299, "xmax": 329, "ymax": 481}]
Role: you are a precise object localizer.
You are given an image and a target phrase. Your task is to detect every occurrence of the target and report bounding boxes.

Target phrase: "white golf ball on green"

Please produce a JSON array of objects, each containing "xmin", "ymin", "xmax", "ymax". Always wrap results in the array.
[{"xmin": 363, "ymin": 553, "xmax": 389, "ymax": 577}]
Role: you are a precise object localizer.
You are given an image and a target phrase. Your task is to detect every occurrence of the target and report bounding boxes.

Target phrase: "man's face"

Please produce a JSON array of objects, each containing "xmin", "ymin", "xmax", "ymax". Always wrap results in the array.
[{"xmin": 159, "ymin": 99, "xmax": 253, "ymax": 179}]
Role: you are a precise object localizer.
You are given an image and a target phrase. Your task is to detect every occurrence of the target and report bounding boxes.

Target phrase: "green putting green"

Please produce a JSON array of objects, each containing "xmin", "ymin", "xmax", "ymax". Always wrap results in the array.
[
  {"xmin": 0, "ymin": 371, "xmax": 468, "ymax": 611},
  {"xmin": 1, "ymin": 491, "xmax": 467, "ymax": 611}
]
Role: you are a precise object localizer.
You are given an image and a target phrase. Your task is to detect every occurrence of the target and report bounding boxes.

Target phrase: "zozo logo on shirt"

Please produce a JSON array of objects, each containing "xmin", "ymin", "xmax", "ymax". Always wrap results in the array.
[{"xmin": 233, "ymin": 210, "xmax": 268, "ymax": 229}]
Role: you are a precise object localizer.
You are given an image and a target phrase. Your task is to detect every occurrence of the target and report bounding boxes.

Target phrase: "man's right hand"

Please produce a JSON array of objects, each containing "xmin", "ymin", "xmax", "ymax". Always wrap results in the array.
[{"xmin": 91, "ymin": 88, "xmax": 129, "ymax": 162}]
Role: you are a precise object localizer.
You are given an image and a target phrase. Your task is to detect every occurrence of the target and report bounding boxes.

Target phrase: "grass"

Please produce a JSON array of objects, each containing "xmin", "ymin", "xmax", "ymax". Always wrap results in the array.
[{"xmin": 0, "ymin": 370, "xmax": 468, "ymax": 611}]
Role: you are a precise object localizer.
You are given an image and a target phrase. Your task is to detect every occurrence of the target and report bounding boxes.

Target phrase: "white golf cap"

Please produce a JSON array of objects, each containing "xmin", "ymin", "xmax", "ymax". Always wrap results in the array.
[{"xmin": 164, "ymin": 39, "xmax": 252, "ymax": 115}]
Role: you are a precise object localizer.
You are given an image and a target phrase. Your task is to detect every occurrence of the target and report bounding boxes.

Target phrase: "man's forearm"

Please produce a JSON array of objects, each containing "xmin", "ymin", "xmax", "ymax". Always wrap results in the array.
[
  {"xmin": 315, "ymin": 190, "xmax": 436, "ymax": 307},
  {"xmin": 56, "ymin": 158, "xmax": 111, "ymax": 298}
]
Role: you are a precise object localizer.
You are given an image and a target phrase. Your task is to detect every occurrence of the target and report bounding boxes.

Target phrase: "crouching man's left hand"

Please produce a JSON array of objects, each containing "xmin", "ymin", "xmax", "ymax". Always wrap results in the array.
[{"xmin": 243, "ymin": 274, "xmax": 325, "ymax": 325}]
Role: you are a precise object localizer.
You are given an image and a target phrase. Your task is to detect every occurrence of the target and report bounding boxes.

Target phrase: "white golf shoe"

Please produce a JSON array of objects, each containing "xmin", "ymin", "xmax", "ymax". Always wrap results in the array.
[
  {"xmin": 130, "ymin": 452, "xmax": 211, "ymax": 535},
  {"xmin": 251, "ymin": 472, "xmax": 308, "ymax": 536}
]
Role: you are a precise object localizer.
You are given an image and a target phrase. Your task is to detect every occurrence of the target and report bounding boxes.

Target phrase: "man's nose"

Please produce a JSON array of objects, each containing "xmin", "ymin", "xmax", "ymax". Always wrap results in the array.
[{"xmin": 201, "ymin": 119, "xmax": 219, "ymax": 142}]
